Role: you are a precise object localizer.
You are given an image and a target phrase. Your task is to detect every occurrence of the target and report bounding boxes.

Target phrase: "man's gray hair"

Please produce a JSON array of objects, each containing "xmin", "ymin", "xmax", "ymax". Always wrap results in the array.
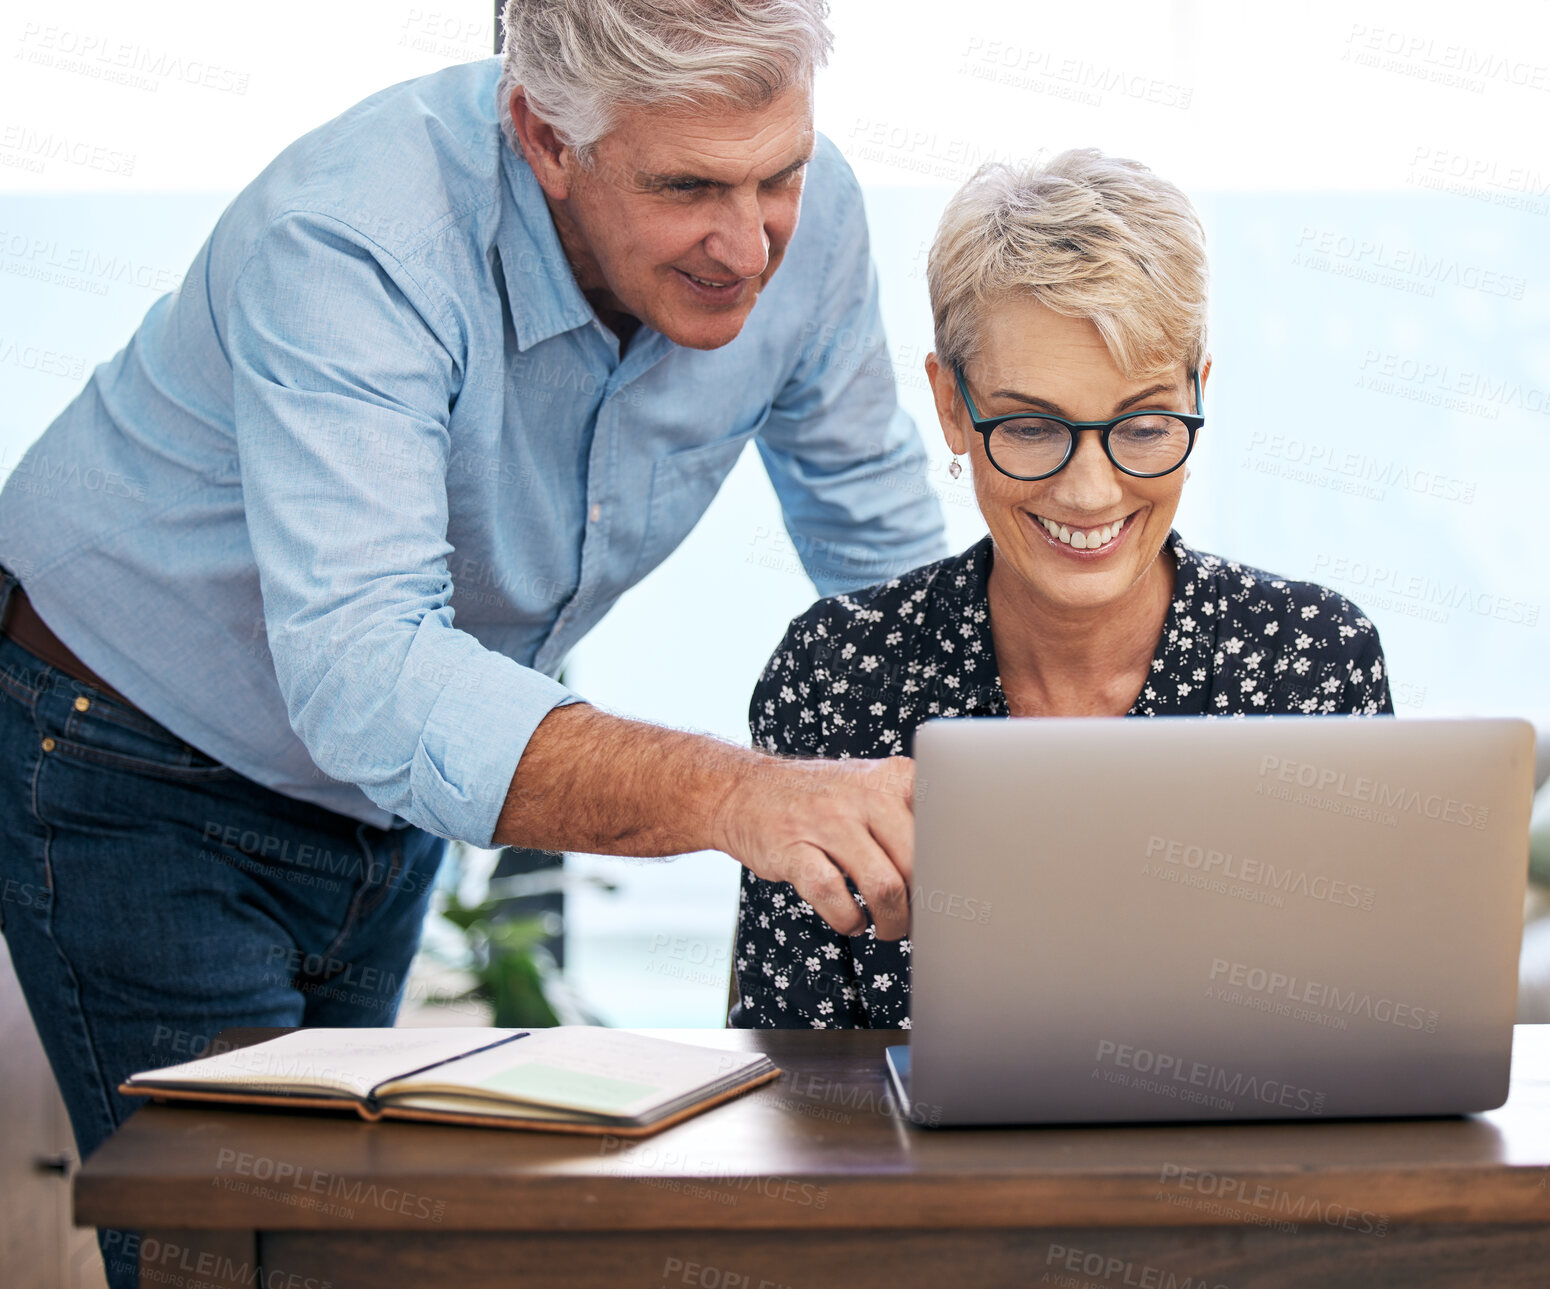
[
  {"xmin": 928, "ymin": 149, "xmax": 1209, "ymax": 380},
  {"xmin": 496, "ymin": 0, "xmax": 833, "ymax": 165}
]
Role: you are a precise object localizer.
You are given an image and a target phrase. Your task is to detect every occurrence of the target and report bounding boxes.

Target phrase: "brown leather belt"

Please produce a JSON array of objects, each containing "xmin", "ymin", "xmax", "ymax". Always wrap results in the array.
[{"xmin": 0, "ymin": 582, "xmax": 139, "ymax": 710}]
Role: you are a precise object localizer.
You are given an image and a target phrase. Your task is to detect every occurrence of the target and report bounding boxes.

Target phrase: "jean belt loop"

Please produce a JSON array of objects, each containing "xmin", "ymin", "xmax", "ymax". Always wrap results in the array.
[{"xmin": 0, "ymin": 562, "xmax": 16, "ymax": 625}]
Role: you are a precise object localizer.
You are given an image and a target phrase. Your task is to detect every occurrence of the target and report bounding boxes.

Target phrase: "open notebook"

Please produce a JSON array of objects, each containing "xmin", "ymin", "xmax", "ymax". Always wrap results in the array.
[{"xmin": 121, "ymin": 1028, "xmax": 780, "ymax": 1137}]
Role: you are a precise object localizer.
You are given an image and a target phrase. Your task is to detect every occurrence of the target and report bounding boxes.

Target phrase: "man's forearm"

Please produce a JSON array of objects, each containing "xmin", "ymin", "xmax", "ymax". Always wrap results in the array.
[
  {"xmin": 494, "ymin": 701, "xmax": 918, "ymax": 939},
  {"xmin": 491, "ymin": 702, "xmax": 761, "ymax": 855}
]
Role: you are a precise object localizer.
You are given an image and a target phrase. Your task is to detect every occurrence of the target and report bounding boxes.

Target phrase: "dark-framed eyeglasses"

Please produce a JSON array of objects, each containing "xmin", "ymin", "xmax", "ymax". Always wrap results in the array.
[{"xmin": 952, "ymin": 364, "xmax": 1204, "ymax": 482}]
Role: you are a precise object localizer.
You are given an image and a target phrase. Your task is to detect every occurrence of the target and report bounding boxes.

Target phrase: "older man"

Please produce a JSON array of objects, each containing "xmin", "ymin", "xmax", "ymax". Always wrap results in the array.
[{"xmin": 0, "ymin": 2, "xmax": 942, "ymax": 1282}]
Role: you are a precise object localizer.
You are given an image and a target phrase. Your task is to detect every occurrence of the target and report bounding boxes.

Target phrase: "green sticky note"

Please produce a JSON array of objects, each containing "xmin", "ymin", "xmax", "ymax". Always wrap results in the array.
[{"xmin": 478, "ymin": 1062, "xmax": 661, "ymax": 1114}]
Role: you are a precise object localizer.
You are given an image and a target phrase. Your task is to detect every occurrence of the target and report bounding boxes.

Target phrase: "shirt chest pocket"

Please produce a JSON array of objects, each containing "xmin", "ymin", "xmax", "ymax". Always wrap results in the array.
[{"xmin": 626, "ymin": 409, "xmax": 771, "ymax": 588}]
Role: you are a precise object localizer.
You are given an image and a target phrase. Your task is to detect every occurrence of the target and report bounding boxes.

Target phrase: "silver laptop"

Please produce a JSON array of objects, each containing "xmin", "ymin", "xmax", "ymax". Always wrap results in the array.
[{"xmin": 891, "ymin": 716, "xmax": 1535, "ymax": 1125}]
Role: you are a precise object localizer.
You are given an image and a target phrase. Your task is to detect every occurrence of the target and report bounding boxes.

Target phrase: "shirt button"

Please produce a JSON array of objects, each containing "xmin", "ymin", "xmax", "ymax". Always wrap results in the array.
[
  {"xmin": 41, "ymin": 737, "xmax": 55, "ymax": 752},
  {"xmin": 589, "ymin": 503, "xmax": 601, "ymax": 523},
  {"xmin": 74, "ymin": 696, "xmax": 90, "ymax": 711}
]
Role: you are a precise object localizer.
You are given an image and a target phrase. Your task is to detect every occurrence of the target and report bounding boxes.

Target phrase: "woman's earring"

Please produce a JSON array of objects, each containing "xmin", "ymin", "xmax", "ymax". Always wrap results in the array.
[{"xmin": 948, "ymin": 456, "xmax": 963, "ymax": 480}]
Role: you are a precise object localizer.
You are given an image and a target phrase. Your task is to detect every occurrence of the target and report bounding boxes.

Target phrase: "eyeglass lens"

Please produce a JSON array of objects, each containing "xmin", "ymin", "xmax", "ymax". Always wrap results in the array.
[{"xmin": 987, "ymin": 414, "xmax": 1192, "ymax": 477}]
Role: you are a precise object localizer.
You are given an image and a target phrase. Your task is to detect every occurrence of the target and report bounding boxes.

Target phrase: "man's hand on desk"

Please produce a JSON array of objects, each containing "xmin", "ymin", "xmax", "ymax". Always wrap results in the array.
[{"xmin": 493, "ymin": 703, "xmax": 915, "ymax": 940}]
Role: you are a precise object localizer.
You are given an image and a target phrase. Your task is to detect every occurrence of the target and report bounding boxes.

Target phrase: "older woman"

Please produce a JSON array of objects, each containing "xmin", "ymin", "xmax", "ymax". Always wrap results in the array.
[{"xmin": 731, "ymin": 148, "xmax": 1392, "ymax": 1030}]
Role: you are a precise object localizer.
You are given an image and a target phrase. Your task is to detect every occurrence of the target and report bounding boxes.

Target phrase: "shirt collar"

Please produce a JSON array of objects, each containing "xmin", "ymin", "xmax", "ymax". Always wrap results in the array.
[
  {"xmin": 922, "ymin": 530, "xmax": 1204, "ymax": 718},
  {"xmin": 496, "ymin": 142, "xmax": 598, "ymax": 351}
]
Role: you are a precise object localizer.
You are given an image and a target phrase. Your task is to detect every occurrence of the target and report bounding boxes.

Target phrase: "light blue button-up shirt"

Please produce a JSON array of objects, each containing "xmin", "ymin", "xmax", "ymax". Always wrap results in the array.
[{"xmin": 0, "ymin": 60, "xmax": 946, "ymax": 844}]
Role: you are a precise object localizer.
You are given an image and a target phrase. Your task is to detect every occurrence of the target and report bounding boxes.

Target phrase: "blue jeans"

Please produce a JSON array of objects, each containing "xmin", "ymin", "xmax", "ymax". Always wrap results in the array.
[{"xmin": 0, "ymin": 565, "xmax": 445, "ymax": 1289}]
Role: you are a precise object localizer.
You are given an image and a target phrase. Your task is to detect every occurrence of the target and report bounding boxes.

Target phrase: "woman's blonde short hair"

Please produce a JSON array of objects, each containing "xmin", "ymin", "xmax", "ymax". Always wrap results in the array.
[{"xmin": 927, "ymin": 148, "xmax": 1208, "ymax": 379}]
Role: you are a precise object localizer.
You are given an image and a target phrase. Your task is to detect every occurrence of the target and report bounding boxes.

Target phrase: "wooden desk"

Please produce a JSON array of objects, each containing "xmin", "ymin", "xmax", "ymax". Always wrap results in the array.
[{"xmin": 77, "ymin": 1026, "xmax": 1550, "ymax": 1289}]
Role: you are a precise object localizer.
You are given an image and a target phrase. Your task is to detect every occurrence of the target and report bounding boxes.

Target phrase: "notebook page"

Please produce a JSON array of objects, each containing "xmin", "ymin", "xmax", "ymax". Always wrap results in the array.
[
  {"xmin": 127, "ymin": 1029, "xmax": 524, "ymax": 1099},
  {"xmin": 379, "ymin": 1028, "xmax": 766, "ymax": 1119}
]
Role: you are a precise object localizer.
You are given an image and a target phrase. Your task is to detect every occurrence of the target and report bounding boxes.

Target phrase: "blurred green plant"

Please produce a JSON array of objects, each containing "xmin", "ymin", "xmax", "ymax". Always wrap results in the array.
[{"xmin": 438, "ymin": 863, "xmax": 618, "ymax": 1028}]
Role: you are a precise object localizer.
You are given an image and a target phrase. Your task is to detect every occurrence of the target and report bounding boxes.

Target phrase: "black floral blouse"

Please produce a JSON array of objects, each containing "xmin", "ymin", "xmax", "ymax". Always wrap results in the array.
[{"xmin": 730, "ymin": 531, "xmax": 1394, "ymax": 1031}]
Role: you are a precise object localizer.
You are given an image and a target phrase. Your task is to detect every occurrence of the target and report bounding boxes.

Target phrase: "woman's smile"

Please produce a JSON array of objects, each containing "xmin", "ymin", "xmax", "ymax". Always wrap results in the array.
[{"xmin": 1026, "ymin": 507, "xmax": 1142, "ymax": 557}]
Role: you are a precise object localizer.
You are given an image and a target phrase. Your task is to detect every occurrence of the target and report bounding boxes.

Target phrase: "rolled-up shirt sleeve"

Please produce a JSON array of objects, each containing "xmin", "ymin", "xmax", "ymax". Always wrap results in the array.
[
  {"xmin": 229, "ymin": 212, "xmax": 579, "ymax": 844},
  {"xmin": 755, "ymin": 148, "xmax": 948, "ymax": 598}
]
